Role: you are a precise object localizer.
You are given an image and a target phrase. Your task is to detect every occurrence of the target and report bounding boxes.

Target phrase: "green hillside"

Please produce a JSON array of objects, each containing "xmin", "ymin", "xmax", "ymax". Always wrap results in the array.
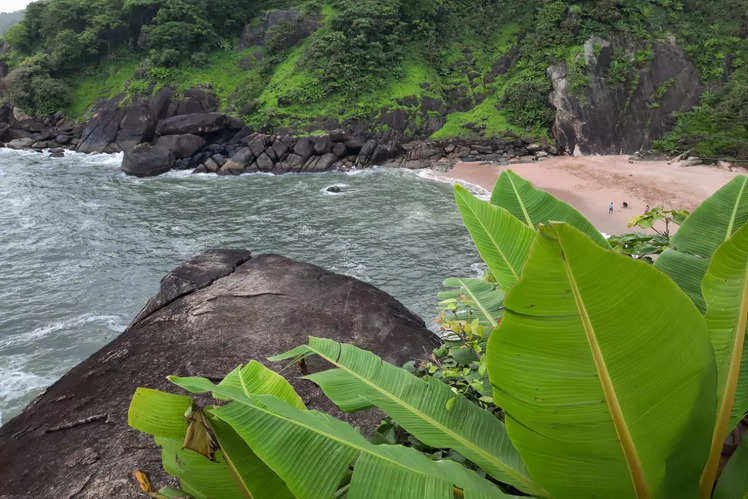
[{"xmin": 0, "ymin": 0, "xmax": 746, "ymax": 157}]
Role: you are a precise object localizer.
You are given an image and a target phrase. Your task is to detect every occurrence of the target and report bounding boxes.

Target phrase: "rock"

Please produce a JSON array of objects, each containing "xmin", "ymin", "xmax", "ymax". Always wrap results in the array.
[
  {"xmin": 549, "ymin": 35, "xmax": 705, "ymax": 154},
  {"xmin": 0, "ymin": 251, "xmax": 438, "ymax": 498},
  {"xmin": 271, "ymin": 139, "xmax": 289, "ymax": 161},
  {"xmin": 357, "ymin": 139, "xmax": 378, "ymax": 165},
  {"xmin": 678, "ymin": 157, "xmax": 702, "ymax": 167},
  {"xmin": 173, "ymin": 88, "xmax": 218, "ymax": 115},
  {"xmin": 55, "ymin": 135, "xmax": 71, "ymax": 145},
  {"xmin": 313, "ymin": 135, "xmax": 332, "ymax": 155},
  {"xmin": 116, "ymin": 101, "xmax": 156, "ymax": 151},
  {"xmin": 332, "ymin": 142, "xmax": 348, "ymax": 158},
  {"xmin": 77, "ymin": 96, "xmax": 126, "ymax": 153},
  {"xmin": 344, "ymin": 137, "xmax": 364, "ymax": 153},
  {"xmin": 230, "ymin": 147, "xmax": 255, "ymax": 166},
  {"xmin": 219, "ymin": 160, "xmax": 246, "ymax": 175},
  {"xmin": 154, "ymin": 134, "xmax": 206, "ymax": 159},
  {"xmin": 192, "ymin": 165, "xmax": 209, "ymax": 174},
  {"xmin": 326, "ymin": 185, "xmax": 342, "ymax": 193},
  {"xmin": 380, "ymin": 109, "xmax": 409, "ymax": 131},
  {"xmin": 307, "ymin": 152, "xmax": 338, "ymax": 172},
  {"xmin": 121, "ymin": 143, "xmax": 175, "ymax": 177},
  {"xmin": 203, "ymin": 158, "xmax": 220, "ymax": 172},
  {"xmin": 246, "ymin": 133, "xmax": 271, "ymax": 158},
  {"xmin": 6, "ymin": 137, "xmax": 35, "ymax": 149},
  {"xmin": 239, "ymin": 8, "xmax": 320, "ymax": 50},
  {"xmin": 256, "ymin": 152, "xmax": 274, "ymax": 171},
  {"xmin": 293, "ymin": 137, "xmax": 315, "ymax": 160},
  {"xmin": 282, "ymin": 153, "xmax": 305, "ymax": 171},
  {"xmin": 150, "ymin": 87, "xmax": 175, "ymax": 121},
  {"xmin": 329, "ymin": 129, "xmax": 349, "ymax": 142},
  {"xmin": 11, "ymin": 106, "xmax": 32, "ymax": 122},
  {"xmin": 155, "ymin": 113, "xmax": 229, "ymax": 136}
]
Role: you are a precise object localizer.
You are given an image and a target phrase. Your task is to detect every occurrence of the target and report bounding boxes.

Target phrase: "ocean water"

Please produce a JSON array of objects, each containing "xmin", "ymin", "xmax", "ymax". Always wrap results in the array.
[{"xmin": 0, "ymin": 148, "xmax": 485, "ymax": 424}]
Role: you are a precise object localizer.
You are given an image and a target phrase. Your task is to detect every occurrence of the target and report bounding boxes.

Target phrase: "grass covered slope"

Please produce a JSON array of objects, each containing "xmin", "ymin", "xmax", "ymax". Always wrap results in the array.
[{"xmin": 1, "ymin": 0, "xmax": 746, "ymax": 157}]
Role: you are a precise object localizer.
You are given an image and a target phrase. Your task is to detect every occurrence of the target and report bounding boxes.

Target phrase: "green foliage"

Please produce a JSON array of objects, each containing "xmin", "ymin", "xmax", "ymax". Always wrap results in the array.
[
  {"xmin": 130, "ymin": 174, "xmax": 748, "ymax": 498},
  {"xmin": 656, "ymin": 176, "xmax": 748, "ymax": 312},
  {"xmin": 500, "ymin": 79, "xmax": 554, "ymax": 130},
  {"xmin": 657, "ymin": 65, "xmax": 748, "ymax": 161},
  {"xmin": 2, "ymin": 64, "xmax": 70, "ymax": 116}
]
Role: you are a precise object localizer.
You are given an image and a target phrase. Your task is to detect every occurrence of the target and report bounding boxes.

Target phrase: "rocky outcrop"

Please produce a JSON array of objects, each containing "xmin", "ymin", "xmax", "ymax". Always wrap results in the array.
[
  {"xmin": 0, "ymin": 250, "xmax": 439, "ymax": 498},
  {"xmin": 549, "ymin": 35, "xmax": 704, "ymax": 155},
  {"xmin": 121, "ymin": 143, "xmax": 175, "ymax": 177},
  {"xmin": 239, "ymin": 8, "xmax": 320, "ymax": 50}
]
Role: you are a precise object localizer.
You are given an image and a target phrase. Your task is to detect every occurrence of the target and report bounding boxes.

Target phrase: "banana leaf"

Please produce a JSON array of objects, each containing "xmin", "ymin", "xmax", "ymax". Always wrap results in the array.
[
  {"xmin": 438, "ymin": 277, "xmax": 505, "ymax": 328},
  {"xmin": 490, "ymin": 170, "xmax": 609, "ymax": 248},
  {"xmin": 699, "ymin": 222, "xmax": 748, "ymax": 494},
  {"xmin": 129, "ymin": 364, "xmax": 296, "ymax": 499},
  {"xmin": 714, "ymin": 436, "xmax": 748, "ymax": 499},
  {"xmin": 270, "ymin": 337, "xmax": 542, "ymax": 496},
  {"xmin": 656, "ymin": 175, "xmax": 748, "ymax": 311},
  {"xmin": 454, "ymin": 184, "xmax": 534, "ymax": 290},
  {"xmin": 488, "ymin": 223, "xmax": 716, "ymax": 499},
  {"xmin": 210, "ymin": 395, "xmax": 512, "ymax": 499}
]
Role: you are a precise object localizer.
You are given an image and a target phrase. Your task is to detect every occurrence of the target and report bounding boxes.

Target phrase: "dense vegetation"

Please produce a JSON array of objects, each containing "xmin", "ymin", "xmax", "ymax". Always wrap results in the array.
[
  {"xmin": 129, "ymin": 172, "xmax": 748, "ymax": 498},
  {"xmin": 0, "ymin": 0, "xmax": 746, "ymax": 157}
]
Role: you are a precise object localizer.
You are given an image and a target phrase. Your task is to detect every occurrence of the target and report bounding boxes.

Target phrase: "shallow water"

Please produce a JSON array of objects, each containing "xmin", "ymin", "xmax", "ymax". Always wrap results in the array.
[{"xmin": 0, "ymin": 148, "xmax": 485, "ymax": 424}]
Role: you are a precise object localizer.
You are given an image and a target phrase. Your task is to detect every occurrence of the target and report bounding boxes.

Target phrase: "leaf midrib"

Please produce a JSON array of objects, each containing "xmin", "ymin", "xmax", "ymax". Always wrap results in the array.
[
  {"xmin": 557, "ymin": 234, "xmax": 651, "ymax": 499},
  {"xmin": 224, "ymin": 397, "xmax": 451, "ymax": 486},
  {"xmin": 725, "ymin": 177, "xmax": 747, "ymax": 242},
  {"xmin": 459, "ymin": 191, "xmax": 521, "ymax": 281},
  {"xmin": 506, "ymin": 173, "xmax": 534, "ymax": 227},
  {"xmin": 309, "ymin": 345, "xmax": 541, "ymax": 496},
  {"xmin": 456, "ymin": 278, "xmax": 499, "ymax": 328},
  {"xmin": 700, "ymin": 259, "xmax": 748, "ymax": 498}
]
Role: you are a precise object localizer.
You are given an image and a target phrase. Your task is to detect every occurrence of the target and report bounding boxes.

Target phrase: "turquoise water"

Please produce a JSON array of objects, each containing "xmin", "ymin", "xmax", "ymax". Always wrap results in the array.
[{"xmin": 0, "ymin": 148, "xmax": 484, "ymax": 424}]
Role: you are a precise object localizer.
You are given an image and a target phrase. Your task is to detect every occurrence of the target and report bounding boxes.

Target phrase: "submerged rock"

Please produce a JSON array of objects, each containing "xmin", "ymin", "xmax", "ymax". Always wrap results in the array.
[{"xmin": 0, "ymin": 250, "xmax": 438, "ymax": 497}]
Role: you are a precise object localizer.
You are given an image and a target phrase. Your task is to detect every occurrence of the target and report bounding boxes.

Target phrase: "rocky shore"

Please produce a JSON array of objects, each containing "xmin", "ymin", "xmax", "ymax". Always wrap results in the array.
[
  {"xmin": 0, "ymin": 250, "xmax": 440, "ymax": 497},
  {"xmin": 0, "ymin": 86, "xmax": 555, "ymax": 177}
]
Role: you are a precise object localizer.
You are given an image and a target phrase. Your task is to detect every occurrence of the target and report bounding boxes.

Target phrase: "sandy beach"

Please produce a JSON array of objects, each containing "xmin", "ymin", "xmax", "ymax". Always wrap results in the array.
[{"xmin": 439, "ymin": 155, "xmax": 743, "ymax": 235}]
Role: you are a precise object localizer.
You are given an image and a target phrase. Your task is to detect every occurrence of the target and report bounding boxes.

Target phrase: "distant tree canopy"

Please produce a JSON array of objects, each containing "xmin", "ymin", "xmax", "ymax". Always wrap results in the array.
[{"xmin": 0, "ymin": 10, "xmax": 24, "ymax": 37}]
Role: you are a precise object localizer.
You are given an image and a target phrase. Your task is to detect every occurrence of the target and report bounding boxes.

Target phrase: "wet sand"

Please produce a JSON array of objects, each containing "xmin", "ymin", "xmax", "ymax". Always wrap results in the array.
[{"xmin": 439, "ymin": 155, "xmax": 743, "ymax": 234}]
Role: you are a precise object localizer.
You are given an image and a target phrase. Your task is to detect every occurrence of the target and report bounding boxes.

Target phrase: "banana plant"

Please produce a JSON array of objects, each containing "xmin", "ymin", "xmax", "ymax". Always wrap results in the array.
[
  {"xmin": 128, "ymin": 173, "xmax": 748, "ymax": 499},
  {"xmin": 438, "ymin": 277, "xmax": 505, "ymax": 328}
]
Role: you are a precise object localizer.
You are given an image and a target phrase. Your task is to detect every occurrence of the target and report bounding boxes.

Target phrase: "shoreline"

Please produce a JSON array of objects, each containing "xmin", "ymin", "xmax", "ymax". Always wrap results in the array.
[{"xmin": 436, "ymin": 155, "xmax": 745, "ymax": 235}]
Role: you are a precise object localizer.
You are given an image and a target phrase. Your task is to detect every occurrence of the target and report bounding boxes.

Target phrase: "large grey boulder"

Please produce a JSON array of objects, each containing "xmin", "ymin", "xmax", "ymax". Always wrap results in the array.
[
  {"xmin": 77, "ymin": 95, "xmax": 127, "ymax": 153},
  {"xmin": 121, "ymin": 143, "xmax": 175, "ymax": 177},
  {"xmin": 0, "ymin": 251, "xmax": 438, "ymax": 497},
  {"xmin": 154, "ymin": 133, "xmax": 206, "ymax": 159},
  {"xmin": 549, "ymin": 35, "xmax": 704, "ymax": 155},
  {"xmin": 155, "ymin": 113, "xmax": 229, "ymax": 136},
  {"xmin": 116, "ymin": 101, "xmax": 156, "ymax": 151}
]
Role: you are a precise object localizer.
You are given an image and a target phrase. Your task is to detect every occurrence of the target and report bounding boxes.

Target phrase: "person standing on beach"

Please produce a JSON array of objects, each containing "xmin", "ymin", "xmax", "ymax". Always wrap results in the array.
[{"xmin": 609, "ymin": 202, "xmax": 614, "ymax": 215}]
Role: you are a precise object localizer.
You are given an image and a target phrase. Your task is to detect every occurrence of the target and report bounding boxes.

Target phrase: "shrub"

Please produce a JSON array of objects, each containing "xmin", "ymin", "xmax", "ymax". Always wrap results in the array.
[{"xmin": 501, "ymin": 79, "xmax": 554, "ymax": 130}]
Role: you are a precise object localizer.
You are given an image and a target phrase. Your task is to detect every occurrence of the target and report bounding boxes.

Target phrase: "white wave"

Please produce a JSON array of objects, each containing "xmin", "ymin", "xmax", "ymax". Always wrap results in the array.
[
  {"xmin": 416, "ymin": 169, "xmax": 491, "ymax": 200},
  {"xmin": 0, "ymin": 313, "xmax": 126, "ymax": 350},
  {"xmin": 0, "ymin": 367, "xmax": 56, "ymax": 425}
]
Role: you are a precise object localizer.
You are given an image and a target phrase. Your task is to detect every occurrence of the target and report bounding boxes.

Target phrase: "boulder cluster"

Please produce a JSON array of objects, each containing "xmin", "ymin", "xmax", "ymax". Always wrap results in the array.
[{"xmin": 0, "ymin": 84, "xmax": 555, "ymax": 177}]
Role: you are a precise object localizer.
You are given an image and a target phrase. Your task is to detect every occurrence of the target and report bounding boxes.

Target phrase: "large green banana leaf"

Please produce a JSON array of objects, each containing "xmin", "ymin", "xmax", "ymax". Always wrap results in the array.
[
  {"xmin": 270, "ymin": 337, "xmax": 542, "ymax": 496},
  {"xmin": 438, "ymin": 277, "xmax": 505, "ymax": 328},
  {"xmin": 129, "ymin": 363, "xmax": 297, "ymax": 499},
  {"xmin": 454, "ymin": 184, "xmax": 534, "ymax": 290},
  {"xmin": 714, "ymin": 435, "xmax": 748, "ymax": 499},
  {"xmin": 171, "ymin": 369, "xmax": 513, "ymax": 499},
  {"xmin": 488, "ymin": 223, "xmax": 716, "ymax": 499},
  {"xmin": 490, "ymin": 170, "xmax": 609, "ymax": 248},
  {"xmin": 656, "ymin": 176, "xmax": 748, "ymax": 311},
  {"xmin": 700, "ymin": 222, "xmax": 748, "ymax": 494}
]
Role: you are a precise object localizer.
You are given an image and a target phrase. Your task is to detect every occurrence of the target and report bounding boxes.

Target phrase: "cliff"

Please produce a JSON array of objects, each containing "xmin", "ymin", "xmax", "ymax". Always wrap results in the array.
[{"xmin": 0, "ymin": 1, "xmax": 745, "ymax": 160}]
